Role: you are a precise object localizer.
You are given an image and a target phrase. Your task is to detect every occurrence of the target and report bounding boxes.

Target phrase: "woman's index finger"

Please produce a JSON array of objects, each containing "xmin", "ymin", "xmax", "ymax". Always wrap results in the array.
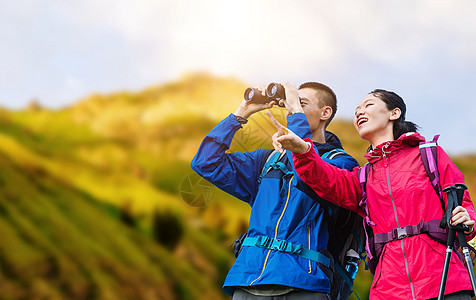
[
  {"xmin": 265, "ymin": 111, "xmax": 289, "ymax": 135},
  {"xmin": 266, "ymin": 111, "xmax": 283, "ymax": 128}
]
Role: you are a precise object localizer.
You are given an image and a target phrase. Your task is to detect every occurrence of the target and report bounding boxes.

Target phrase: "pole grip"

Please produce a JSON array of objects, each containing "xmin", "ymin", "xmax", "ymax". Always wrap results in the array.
[
  {"xmin": 443, "ymin": 186, "xmax": 458, "ymax": 227},
  {"xmin": 455, "ymin": 183, "xmax": 468, "ymax": 206}
]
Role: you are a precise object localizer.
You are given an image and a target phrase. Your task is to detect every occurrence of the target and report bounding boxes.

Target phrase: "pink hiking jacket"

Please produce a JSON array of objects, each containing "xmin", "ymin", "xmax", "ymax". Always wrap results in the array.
[{"xmin": 293, "ymin": 132, "xmax": 476, "ymax": 300}]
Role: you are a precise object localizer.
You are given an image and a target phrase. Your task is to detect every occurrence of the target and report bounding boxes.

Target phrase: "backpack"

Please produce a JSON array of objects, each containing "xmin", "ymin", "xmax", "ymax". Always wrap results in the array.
[
  {"xmin": 357, "ymin": 135, "xmax": 475, "ymax": 273},
  {"xmin": 232, "ymin": 148, "xmax": 365, "ymax": 300}
]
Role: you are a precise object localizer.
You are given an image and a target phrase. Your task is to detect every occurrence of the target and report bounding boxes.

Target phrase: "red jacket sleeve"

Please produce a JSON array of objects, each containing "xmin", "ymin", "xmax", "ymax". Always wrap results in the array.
[
  {"xmin": 293, "ymin": 138, "xmax": 365, "ymax": 217},
  {"xmin": 437, "ymin": 146, "xmax": 476, "ymax": 240}
]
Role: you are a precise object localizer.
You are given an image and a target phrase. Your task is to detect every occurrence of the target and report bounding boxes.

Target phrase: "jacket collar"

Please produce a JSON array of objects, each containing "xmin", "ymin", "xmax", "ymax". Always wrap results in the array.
[
  {"xmin": 313, "ymin": 131, "xmax": 344, "ymax": 156},
  {"xmin": 364, "ymin": 132, "xmax": 425, "ymax": 163}
]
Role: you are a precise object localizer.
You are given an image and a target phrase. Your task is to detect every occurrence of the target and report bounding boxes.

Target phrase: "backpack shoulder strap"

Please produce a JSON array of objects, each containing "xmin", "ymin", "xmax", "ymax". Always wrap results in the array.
[
  {"xmin": 357, "ymin": 163, "xmax": 371, "ymax": 203},
  {"xmin": 357, "ymin": 163, "xmax": 373, "ymax": 222},
  {"xmin": 356, "ymin": 163, "xmax": 375, "ymax": 264},
  {"xmin": 418, "ymin": 135, "xmax": 445, "ymax": 212},
  {"xmin": 258, "ymin": 150, "xmax": 287, "ymax": 184},
  {"xmin": 321, "ymin": 148, "xmax": 346, "ymax": 160}
]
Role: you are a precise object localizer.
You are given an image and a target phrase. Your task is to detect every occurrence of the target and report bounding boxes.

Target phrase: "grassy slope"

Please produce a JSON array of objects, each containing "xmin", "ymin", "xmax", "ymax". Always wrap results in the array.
[
  {"xmin": 0, "ymin": 89, "xmax": 238, "ymax": 299},
  {"xmin": 0, "ymin": 132, "xmax": 231, "ymax": 300}
]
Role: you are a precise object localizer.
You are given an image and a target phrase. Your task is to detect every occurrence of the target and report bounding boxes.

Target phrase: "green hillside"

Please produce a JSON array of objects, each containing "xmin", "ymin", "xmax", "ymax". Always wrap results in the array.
[
  {"xmin": 1, "ymin": 73, "xmax": 475, "ymax": 299},
  {"xmin": 0, "ymin": 129, "xmax": 232, "ymax": 300},
  {"xmin": 0, "ymin": 74, "xmax": 249, "ymax": 300}
]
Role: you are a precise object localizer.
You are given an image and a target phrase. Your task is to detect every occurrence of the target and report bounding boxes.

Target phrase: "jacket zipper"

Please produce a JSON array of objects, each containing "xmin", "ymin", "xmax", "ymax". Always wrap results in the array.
[
  {"xmin": 383, "ymin": 151, "xmax": 416, "ymax": 300},
  {"xmin": 250, "ymin": 175, "xmax": 294, "ymax": 286},
  {"xmin": 308, "ymin": 226, "xmax": 312, "ymax": 273}
]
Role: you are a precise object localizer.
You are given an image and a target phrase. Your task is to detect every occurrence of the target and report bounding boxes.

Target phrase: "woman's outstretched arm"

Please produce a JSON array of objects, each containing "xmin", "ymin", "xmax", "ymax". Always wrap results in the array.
[{"xmin": 267, "ymin": 112, "xmax": 364, "ymax": 215}]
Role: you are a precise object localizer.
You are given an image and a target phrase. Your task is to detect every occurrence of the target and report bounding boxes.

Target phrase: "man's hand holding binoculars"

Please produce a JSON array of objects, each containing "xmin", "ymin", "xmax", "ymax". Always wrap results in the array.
[
  {"xmin": 234, "ymin": 86, "xmax": 277, "ymax": 119},
  {"xmin": 280, "ymin": 82, "xmax": 304, "ymax": 116},
  {"xmin": 235, "ymin": 82, "xmax": 303, "ymax": 120}
]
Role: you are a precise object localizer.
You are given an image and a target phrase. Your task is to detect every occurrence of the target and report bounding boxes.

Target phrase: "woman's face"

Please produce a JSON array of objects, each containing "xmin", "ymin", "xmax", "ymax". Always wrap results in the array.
[{"xmin": 353, "ymin": 94, "xmax": 398, "ymax": 142}]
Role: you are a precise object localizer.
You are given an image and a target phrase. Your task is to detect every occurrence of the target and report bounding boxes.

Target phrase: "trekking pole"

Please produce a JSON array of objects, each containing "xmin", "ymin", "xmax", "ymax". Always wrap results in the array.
[
  {"xmin": 454, "ymin": 184, "xmax": 476, "ymax": 297},
  {"xmin": 437, "ymin": 184, "xmax": 476, "ymax": 300},
  {"xmin": 438, "ymin": 185, "xmax": 458, "ymax": 299}
]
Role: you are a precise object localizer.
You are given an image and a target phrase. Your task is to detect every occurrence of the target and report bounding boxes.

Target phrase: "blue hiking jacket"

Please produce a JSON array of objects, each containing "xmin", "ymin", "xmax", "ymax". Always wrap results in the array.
[{"xmin": 191, "ymin": 113, "xmax": 359, "ymax": 296}]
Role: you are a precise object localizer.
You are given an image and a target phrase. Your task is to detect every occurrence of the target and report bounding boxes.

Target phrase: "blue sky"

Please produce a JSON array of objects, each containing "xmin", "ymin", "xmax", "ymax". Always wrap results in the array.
[{"xmin": 1, "ymin": 0, "xmax": 475, "ymax": 154}]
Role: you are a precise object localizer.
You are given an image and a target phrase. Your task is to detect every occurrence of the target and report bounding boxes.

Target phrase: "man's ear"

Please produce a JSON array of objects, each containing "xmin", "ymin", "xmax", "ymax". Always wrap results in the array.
[
  {"xmin": 390, "ymin": 108, "xmax": 401, "ymax": 121},
  {"xmin": 321, "ymin": 106, "xmax": 332, "ymax": 122}
]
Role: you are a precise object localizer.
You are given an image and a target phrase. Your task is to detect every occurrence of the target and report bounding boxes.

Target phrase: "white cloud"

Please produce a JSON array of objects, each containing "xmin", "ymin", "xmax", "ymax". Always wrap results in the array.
[{"xmin": 0, "ymin": 0, "xmax": 475, "ymax": 153}]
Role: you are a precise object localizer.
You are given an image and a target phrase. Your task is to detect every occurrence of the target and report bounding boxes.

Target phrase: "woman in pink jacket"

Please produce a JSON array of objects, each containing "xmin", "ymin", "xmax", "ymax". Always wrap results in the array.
[{"xmin": 269, "ymin": 84, "xmax": 476, "ymax": 300}]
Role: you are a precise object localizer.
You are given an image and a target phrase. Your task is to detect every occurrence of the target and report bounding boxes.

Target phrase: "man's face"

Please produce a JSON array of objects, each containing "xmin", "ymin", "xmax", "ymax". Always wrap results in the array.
[{"xmin": 298, "ymin": 88, "xmax": 326, "ymax": 132}]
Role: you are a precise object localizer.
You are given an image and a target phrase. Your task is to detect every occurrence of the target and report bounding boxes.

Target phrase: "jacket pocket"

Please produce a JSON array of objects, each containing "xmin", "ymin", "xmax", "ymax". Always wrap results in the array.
[
  {"xmin": 419, "ymin": 235, "xmax": 455, "ymax": 278},
  {"xmin": 370, "ymin": 244, "xmax": 387, "ymax": 289},
  {"xmin": 420, "ymin": 235, "xmax": 453, "ymax": 260}
]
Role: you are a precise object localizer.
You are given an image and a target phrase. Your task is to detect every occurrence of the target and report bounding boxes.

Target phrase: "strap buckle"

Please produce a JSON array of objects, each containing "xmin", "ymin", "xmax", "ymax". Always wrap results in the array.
[
  {"xmin": 271, "ymin": 239, "xmax": 287, "ymax": 251},
  {"xmin": 269, "ymin": 238, "xmax": 303, "ymax": 255},
  {"xmin": 395, "ymin": 227, "xmax": 408, "ymax": 240},
  {"xmin": 257, "ymin": 236, "xmax": 272, "ymax": 248},
  {"xmin": 244, "ymin": 235, "xmax": 327, "ymax": 266}
]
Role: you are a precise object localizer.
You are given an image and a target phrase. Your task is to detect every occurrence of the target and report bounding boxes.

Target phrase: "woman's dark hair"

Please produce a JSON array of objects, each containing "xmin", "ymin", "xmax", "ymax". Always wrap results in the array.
[{"xmin": 369, "ymin": 89, "xmax": 419, "ymax": 140}]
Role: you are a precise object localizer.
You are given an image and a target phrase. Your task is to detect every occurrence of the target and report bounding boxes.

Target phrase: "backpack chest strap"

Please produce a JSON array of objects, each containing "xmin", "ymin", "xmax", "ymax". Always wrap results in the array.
[
  {"xmin": 242, "ymin": 236, "xmax": 330, "ymax": 268},
  {"xmin": 374, "ymin": 219, "xmax": 447, "ymax": 244}
]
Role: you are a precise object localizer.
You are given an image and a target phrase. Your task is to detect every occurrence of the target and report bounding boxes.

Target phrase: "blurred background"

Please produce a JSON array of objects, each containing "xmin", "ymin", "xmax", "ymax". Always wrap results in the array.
[{"xmin": 0, "ymin": 1, "xmax": 475, "ymax": 299}]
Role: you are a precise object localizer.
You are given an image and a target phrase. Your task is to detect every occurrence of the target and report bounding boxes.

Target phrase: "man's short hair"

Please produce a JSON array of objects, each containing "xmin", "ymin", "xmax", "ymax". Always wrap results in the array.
[{"xmin": 298, "ymin": 82, "xmax": 337, "ymax": 127}]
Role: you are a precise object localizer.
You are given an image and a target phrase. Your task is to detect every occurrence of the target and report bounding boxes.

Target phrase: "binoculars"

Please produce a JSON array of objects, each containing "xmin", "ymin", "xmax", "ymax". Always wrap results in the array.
[{"xmin": 244, "ymin": 83, "xmax": 286, "ymax": 104}]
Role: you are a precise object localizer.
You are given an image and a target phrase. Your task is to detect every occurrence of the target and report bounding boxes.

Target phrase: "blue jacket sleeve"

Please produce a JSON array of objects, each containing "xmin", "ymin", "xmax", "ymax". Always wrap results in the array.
[
  {"xmin": 191, "ymin": 114, "xmax": 265, "ymax": 205},
  {"xmin": 323, "ymin": 155, "xmax": 359, "ymax": 172},
  {"xmin": 286, "ymin": 112, "xmax": 312, "ymax": 140}
]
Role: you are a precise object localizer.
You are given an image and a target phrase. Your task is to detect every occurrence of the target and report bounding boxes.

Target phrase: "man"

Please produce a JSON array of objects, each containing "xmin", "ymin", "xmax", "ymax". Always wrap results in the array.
[{"xmin": 191, "ymin": 82, "xmax": 359, "ymax": 299}]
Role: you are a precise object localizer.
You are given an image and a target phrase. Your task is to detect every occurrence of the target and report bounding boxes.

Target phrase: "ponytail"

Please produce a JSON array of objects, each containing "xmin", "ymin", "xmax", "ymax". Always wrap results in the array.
[{"xmin": 393, "ymin": 119, "xmax": 419, "ymax": 140}]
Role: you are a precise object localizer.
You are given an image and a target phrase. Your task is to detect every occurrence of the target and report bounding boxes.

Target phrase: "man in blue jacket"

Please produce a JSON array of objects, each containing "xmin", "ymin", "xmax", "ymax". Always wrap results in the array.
[{"xmin": 191, "ymin": 82, "xmax": 359, "ymax": 299}]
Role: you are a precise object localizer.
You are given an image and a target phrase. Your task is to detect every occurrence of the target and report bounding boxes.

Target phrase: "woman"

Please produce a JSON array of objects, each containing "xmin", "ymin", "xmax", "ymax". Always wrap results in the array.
[{"xmin": 269, "ymin": 86, "xmax": 476, "ymax": 300}]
